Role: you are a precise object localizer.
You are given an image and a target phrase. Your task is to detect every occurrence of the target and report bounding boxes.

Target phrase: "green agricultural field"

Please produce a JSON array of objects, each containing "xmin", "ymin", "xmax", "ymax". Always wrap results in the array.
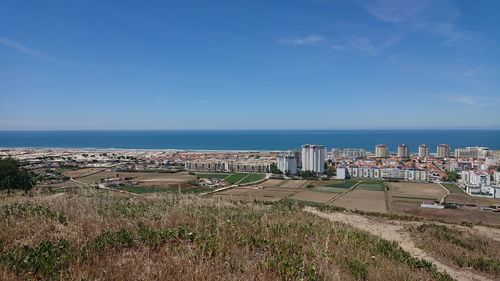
[
  {"xmin": 311, "ymin": 186, "xmax": 347, "ymax": 193},
  {"xmin": 238, "ymin": 173, "xmax": 266, "ymax": 184},
  {"xmin": 196, "ymin": 173, "xmax": 231, "ymax": 179},
  {"xmin": 442, "ymin": 183, "xmax": 466, "ymax": 194},
  {"xmin": 325, "ymin": 180, "xmax": 359, "ymax": 189},
  {"xmin": 357, "ymin": 181, "xmax": 385, "ymax": 191},
  {"xmin": 225, "ymin": 173, "xmax": 248, "ymax": 184},
  {"xmin": 115, "ymin": 185, "xmax": 209, "ymax": 194}
]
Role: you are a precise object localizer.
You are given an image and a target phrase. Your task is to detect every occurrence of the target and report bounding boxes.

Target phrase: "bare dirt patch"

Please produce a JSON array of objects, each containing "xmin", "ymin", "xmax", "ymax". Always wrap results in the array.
[
  {"xmin": 288, "ymin": 190, "xmax": 336, "ymax": 203},
  {"xmin": 331, "ymin": 190, "xmax": 387, "ymax": 213},
  {"xmin": 388, "ymin": 182, "xmax": 446, "ymax": 200},
  {"xmin": 279, "ymin": 180, "xmax": 308, "ymax": 188},
  {"xmin": 261, "ymin": 179, "xmax": 284, "ymax": 187}
]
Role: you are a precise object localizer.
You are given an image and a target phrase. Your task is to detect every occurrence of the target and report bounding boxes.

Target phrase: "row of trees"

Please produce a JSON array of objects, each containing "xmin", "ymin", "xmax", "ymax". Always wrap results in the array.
[{"xmin": 0, "ymin": 158, "xmax": 36, "ymax": 192}]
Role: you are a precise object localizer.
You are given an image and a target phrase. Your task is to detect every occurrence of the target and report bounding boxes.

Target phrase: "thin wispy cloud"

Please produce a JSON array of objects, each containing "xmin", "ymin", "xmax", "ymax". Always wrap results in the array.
[
  {"xmin": 462, "ymin": 66, "xmax": 484, "ymax": 78},
  {"xmin": 332, "ymin": 36, "xmax": 400, "ymax": 55},
  {"xmin": 362, "ymin": 0, "xmax": 429, "ymax": 23},
  {"xmin": 446, "ymin": 95, "xmax": 498, "ymax": 107},
  {"xmin": 279, "ymin": 35, "xmax": 325, "ymax": 46},
  {"xmin": 0, "ymin": 36, "xmax": 58, "ymax": 62},
  {"xmin": 361, "ymin": 0, "xmax": 482, "ymax": 48}
]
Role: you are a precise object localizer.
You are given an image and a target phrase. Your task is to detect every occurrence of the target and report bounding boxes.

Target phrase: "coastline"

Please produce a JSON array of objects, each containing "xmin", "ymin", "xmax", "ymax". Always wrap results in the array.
[{"xmin": 0, "ymin": 146, "xmax": 288, "ymax": 153}]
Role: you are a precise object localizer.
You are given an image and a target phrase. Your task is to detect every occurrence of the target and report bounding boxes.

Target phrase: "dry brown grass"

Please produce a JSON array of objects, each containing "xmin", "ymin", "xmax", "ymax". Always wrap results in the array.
[
  {"xmin": 408, "ymin": 223, "xmax": 500, "ymax": 278},
  {"xmin": 0, "ymin": 190, "xmax": 452, "ymax": 280}
]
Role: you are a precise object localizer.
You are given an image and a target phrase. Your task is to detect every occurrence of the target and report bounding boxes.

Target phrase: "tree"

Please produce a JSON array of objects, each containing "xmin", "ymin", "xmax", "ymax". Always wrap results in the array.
[
  {"xmin": 445, "ymin": 171, "xmax": 459, "ymax": 182},
  {"xmin": 326, "ymin": 166, "xmax": 335, "ymax": 178},
  {"xmin": 270, "ymin": 163, "xmax": 283, "ymax": 175},
  {"xmin": 0, "ymin": 158, "xmax": 36, "ymax": 192},
  {"xmin": 299, "ymin": 170, "xmax": 317, "ymax": 179}
]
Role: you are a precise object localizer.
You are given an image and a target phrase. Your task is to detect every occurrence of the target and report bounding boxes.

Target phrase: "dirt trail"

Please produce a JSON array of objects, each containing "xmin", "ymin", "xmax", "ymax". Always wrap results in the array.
[{"xmin": 304, "ymin": 207, "xmax": 493, "ymax": 281}]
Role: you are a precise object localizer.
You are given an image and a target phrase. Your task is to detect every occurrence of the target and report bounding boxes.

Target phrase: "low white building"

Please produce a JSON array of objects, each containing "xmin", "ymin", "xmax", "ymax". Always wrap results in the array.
[
  {"xmin": 461, "ymin": 170, "xmax": 491, "ymax": 186},
  {"xmin": 494, "ymin": 171, "xmax": 500, "ymax": 184},
  {"xmin": 346, "ymin": 167, "xmax": 429, "ymax": 182},
  {"xmin": 336, "ymin": 167, "xmax": 347, "ymax": 179}
]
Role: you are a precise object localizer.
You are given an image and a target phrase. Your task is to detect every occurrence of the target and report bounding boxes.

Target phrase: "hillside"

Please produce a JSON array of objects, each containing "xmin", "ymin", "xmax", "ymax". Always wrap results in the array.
[{"xmin": 1, "ymin": 190, "xmax": 498, "ymax": 280}]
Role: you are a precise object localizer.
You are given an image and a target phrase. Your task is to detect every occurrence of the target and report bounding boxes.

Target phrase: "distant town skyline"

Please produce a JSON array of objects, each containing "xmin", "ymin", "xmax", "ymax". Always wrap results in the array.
[{"xmin": 1, "ymin": 0, "xmax": 500, "ymax": 130}]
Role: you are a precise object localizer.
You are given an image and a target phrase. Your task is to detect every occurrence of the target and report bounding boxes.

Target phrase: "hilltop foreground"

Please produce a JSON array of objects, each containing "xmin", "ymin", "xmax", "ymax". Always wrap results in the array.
[{"xmin": 1, "ymin": 190, "xmax": 499, "ymax": 280}]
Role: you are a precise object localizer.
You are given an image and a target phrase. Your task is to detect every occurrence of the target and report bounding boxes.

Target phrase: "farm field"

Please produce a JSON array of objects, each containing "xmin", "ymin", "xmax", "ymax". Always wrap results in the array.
[
  {"xmin": 196, "ymin": 173, "xmax": 231, "ymax": 179},
  {"xmin": 224, "ymin": 173, "xmax": 248, "ymax": 184},
  {"xmin": 288, "ymin": 190, "xmax": 336, "ymax": 203},
  {"xmin": 331, "ymin": 189, "xmax": 387, "ymax": 213},
  {"xmin": 238, "ymin": 173, "xmax": 266, "ymax": 184},
  {"xmin": 310, "ymin": 186, "xmax": 346, "ymax": 193},
  {"xmin": 325, "ymin": 179, "xmax": 359, "ymax": 189},
  {"xmin": 441, "ymin": 183, "xmax": 465, "ymax": 194},
  {"xmin": 62, "ymin": 168, "xmax": 104, "ymax": 178},
  {"xmin": 261, "ymin": 179, "xmax": 284, "ymax": 187},
  {"xmin": 217, "ymin": 187, "xmax": 296, "ymax": 199},
  {"xmin": 77, "ymin": 171, "xmax": 196, "ymax": 184},
  {"xmin": 392, "ymin": 198, "xmax": 500, "ymax": 225},
  {"xmin": 279, "ymin": 180, "xmax": 308, "ymax": 188},
  {"xmin": 356, "ymin": 181, "xmax": 385, "ymax": 191},
  {"xmin": 114, "ymin": 185, "xmax": 209, "ymax": 194},
  {"xmin": 387, "ymin": 182, "xmax": 446, "ymax": 200}
]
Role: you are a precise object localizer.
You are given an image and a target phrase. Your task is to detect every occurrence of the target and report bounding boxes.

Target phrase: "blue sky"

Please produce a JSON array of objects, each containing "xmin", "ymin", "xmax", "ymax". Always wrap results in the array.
[{"xmin": 1, "ymin": 0, "xmax": 499, "ymax": 130}]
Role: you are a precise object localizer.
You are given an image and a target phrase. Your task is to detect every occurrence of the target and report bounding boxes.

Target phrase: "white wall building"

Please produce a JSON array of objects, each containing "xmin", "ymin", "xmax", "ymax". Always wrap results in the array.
[
  {"xmin": 301, "ymin": 144, "xmax": 326, "ymax": 173},
  {"xmin": 437, "ymin": 144, "xmax": 451, "ymax": 159},
  {"xmin": 494, "ymin": 171, "xmax": 500, "ymax": 184},
  {"xmin": 336, "ymin": 167, "xmax": 347, "ymax": 179},
  {"xmin": 397, "ymin": 144, "xmax": 410, "ymax": 158},
  {"xmin": 461, "ymin": 170, "xmax": 491, "ymax": 186},
  {"xmin": 277, "ymin": 154, "xmax": 298, "ymax": 175},
  {"xmin": 346, "ymin": 167, "xmax": 429, "ymax": 182},
  {"xmin": 418, "ymin": 144, "xmax": 429, "ymax": 159},
  {"xmin": 375, "ymin": 144, "xmax": 389, "ymax": 158},
  {"xmin": 331, "ymin": 148, "xmax": 366, "ymax": 159}
]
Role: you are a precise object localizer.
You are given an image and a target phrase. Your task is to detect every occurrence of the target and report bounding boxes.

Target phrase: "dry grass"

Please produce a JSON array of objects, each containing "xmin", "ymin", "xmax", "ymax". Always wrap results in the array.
[
  {"xmin": 0, "ymin": 190, "xmax": 452, "ymax": 280},
  {"xmin": 408, "ymin": 223, "xmax": 500, "ymax": 278}
]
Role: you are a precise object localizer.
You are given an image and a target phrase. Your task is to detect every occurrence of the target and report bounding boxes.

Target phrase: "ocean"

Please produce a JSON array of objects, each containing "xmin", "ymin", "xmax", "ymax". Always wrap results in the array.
[{"xmin": 0, "ymin": 130, "xmax": 499, "ymax": 152}]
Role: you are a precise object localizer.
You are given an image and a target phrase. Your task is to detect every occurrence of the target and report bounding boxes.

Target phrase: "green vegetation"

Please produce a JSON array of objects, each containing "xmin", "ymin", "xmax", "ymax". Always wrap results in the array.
[
  {"xmin": 410, "ymin": 224, "xmax": 500, "ymax": 276},
  {"xmin": 310, "ymin": 186, "xmax": 347, "ymax": 193},
  {"xmin": 298, "ymin": 170, "xmax": 318, "ymax": 179},
  {"xmin": 0, "ymin": 158, "xmax": 36, "ymax": 192},
  {"xmin": 225, "ymin": 173, "xmax": 248, "ymax": 184},
  {"xmin": 442, "ymin": 183, "xmax": 465, "ymax": 194},
  {"xmin": 270, "ymin": 163, "xmax": 283, "ymax": 175},
  {"xmin": 356, "ymin": 181, "xmax": 385, "ymax": 191},
  {"xmin": 324, "ymin": 179, "xmax": 359, "ymax": 189},
  {"xmin": 238, "ymin": 173, "xmax": 265, "ymax": 184},
  {"xmin": 0, "ymin": 191, "xmax": 454, "ymax": 280},
  {"xmin": 445, "ymin": 171, "xmax": 459, "ymax": 182},
  {"xmin": 114, "ymin": 185, "xmax": 209, "ymax": 194},
  {"xmin": 1, "ymin": 203, "xmax": 67, "ymax": 224},
  {"xmin": 196, "ymin": 173, "xmax": 231, "ymax": 179}
]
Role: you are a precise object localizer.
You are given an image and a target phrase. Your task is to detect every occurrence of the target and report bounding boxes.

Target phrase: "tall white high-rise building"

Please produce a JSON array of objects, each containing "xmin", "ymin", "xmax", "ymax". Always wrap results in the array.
[
  {"xmin": 397, "ymin": 144, "xmax": 409, "ymax": 158},
  {"xmin": 276, "ymin": 154, "xmax": 298, "ymax": 174},
  {"xmin": 375, "ymin": 144, "xmax": 389, "ymax": 158},
  {"xmin": 301, "ymin": 144, "xmax": 326, "ymax": 173},
  {"xmin": 418, "ymin": 144, "xmax": 429, "ymax": 158},
  {"xmin": 437, "ymin": 144, "xmax": 451, "ymax": 159}
]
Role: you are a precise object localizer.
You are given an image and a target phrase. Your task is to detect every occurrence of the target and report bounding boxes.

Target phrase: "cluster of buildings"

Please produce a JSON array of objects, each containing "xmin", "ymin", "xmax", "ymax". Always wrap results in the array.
[
  {"xmin": 184, "ymin": 159, "xmax": 272, "ymax": 173},
  {"xmin": 338, "ymin": 167, "xmax": 429, "ymax": 182},
  {"xmin": 271, "ymin": 143, "xmax": 500, "ymax": 192},
  {"xmin": 460, "ymin": 170, "xmax": 500, "ymax": 198}
]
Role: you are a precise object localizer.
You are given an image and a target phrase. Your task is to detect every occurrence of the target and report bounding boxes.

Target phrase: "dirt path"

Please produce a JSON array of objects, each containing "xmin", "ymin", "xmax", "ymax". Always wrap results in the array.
[
  {"xmin": 304, "ymin": 207, "xmax": 493, "ymax": 281},
  {"xmin": 326, "ymin": 180, "xmax": 364, "ymax": 204}
]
